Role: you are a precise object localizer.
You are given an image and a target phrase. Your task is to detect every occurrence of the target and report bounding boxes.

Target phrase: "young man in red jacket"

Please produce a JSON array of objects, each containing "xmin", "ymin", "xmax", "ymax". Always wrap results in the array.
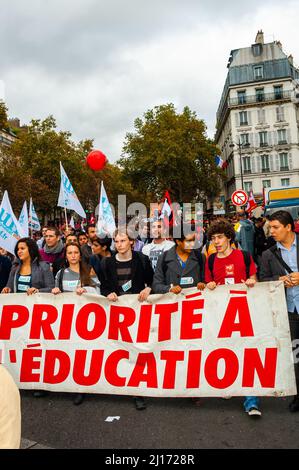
[{"xmin": 205, "ymin": 219, "xmax": 261, "ymax": 418}]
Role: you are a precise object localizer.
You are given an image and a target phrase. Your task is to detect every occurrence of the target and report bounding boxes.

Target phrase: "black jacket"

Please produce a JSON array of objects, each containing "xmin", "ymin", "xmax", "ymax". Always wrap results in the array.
[
  {"xmin": 100, "ymin": 251, "xmax": 153, "ymax": 296},
  {"xmin": 0, "ymin": 255, "xmax": 12, "ymax": 292},
  {"xmin": 152, "ymin": 246, "xmax": 205, "ymax": 294},
  {"xmin": 259, "ymin": 234, "xmax": 299, "ymax": 281}
]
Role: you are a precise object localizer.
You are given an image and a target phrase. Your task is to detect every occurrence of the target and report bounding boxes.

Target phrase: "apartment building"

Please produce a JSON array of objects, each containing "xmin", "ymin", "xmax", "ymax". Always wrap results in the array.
[{"xmin": 215, "ymin": 31, "xmax": 299, "ymax": 212}]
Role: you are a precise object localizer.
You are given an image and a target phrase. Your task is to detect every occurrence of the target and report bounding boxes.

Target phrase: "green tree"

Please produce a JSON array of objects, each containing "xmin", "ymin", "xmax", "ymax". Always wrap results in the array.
[
  {"xmin": 119, "ymin": 104, "xmax": 225, "ymax": 203},
  {"xmin": 0, "ymin": 114, "xmax": 148, "ymax": 221},
  {"xmin": 0, "ymin": 101, "xmax": 8, "ymax": 128}
]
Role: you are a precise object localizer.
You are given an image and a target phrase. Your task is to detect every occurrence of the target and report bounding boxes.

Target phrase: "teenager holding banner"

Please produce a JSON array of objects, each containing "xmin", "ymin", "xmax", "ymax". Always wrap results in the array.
[
  {"xmin": 52, "ymin": 242, "xmax": 99, "ymax": 405},
  {"xmin": 152, "ymin": 223, "xmax": 206, "ymax": 294},
  {"xmin": 1, "ymin": 238, "xmax": 54, "ymax": 295},
  {"xmin": 260, "ymin": 210, "xmax": 299, "ymax": 413},
  {"xmin": 205, "ymin": 220, "xmax": 261, "ymax": 418},
  {"xmin": 101, "ymin": 228, "xmax": 154, "ymax": 410}
]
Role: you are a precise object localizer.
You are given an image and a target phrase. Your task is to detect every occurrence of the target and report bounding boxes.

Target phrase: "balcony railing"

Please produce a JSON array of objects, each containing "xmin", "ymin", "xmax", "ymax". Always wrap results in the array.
[{"xmin": 229, "ymin": 90, "xmax": 292, "ymax": 106}]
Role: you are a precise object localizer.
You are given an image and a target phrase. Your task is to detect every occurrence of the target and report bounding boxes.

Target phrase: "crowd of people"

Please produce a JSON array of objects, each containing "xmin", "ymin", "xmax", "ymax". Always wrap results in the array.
[{"xmin": 0, "ymin": 209, "xmax": 299, "ymax": 432}]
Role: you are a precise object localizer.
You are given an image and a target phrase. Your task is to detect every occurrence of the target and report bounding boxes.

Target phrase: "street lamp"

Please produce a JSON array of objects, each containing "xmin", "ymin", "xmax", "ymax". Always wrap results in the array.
[{"xmin": 229, "ymin": 140, "xmax": 244, "ymax": 190}]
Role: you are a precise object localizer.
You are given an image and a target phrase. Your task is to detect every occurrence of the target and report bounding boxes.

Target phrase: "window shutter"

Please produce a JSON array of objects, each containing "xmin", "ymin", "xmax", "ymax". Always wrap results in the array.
[
  {"xmin": 257, "ymin": 109, "xmax": 262, "ymax": 124},
  {"xmin": 254, "ymin": 132, "xmax": 259, "ymax": 147},
  {"xmin": 251, "ymin": 155, "xmax": 256, "ymax": 173},
  {"xmin": 262, "ymin": 109, "xmax": 266, "ymax": 124},
  {"xmin": 256, "ymin": 154, "xmax": 261, "ymax": 172},
  {"xmin": 247, "ymin": 110, "xmax": 252, "ymax": 125},
  {"xmin": 249, "ymin": 132, "xmax": 254, "ymax": 147},
  {"xmin": 235, "ymin": 112, "xmax": 240, "ymax": 127},
  {"xmin": 287, "ymin": 128, "xmax": 291, "ymax": 144},
  {"xmin": 269, "ymin": 155, "xmax": 274, "ymax": 171},
  {"xmin": 276, "ymin": 107, "xmax": 279, "ymax": 122},
  {"xmin": 289, "ymin": 152, "xmax": 293, "ymax": 170},
  {"xmin": 268, "ymin": 131, "xmax": 272, "ymax": 146},
  {"xmin": 275, "ymin": 153, "xmax": 279, "ymax": 171}
]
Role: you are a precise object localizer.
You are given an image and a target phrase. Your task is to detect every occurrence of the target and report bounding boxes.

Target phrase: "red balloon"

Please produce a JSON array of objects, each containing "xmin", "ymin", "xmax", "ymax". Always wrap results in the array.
[{"xmin": 86, "ymin": 150, "xmax": 107, "ymax": 171}]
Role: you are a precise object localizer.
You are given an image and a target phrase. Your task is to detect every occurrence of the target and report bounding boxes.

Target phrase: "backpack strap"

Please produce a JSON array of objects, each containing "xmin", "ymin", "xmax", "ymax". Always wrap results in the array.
[
  {"xmin": 241, "ymin": 250, "xmax": 251, "ymax": 280},
  {"xmin": 58, "ymin": 268, "xmax": 65, "ymax": 292},
  {"xmin": 208, "ymin": 252, "xmax": 217, "ymax": 279},
  {"xmin": 269, "ymin": 245, "xmax": 293, "ymax": 274}
]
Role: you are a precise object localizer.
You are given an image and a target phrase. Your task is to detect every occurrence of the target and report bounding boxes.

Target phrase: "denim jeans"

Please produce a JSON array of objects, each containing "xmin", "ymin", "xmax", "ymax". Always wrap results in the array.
[{"xmin": 244, "ymin": 396, "xmax": 260, "ymax": 411}]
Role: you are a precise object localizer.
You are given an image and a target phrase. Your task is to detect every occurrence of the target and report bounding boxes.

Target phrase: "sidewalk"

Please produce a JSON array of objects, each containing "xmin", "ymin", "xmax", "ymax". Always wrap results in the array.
[{"xmin": 21, "ymin": 438, "xmax": 53, "ymax": 449}]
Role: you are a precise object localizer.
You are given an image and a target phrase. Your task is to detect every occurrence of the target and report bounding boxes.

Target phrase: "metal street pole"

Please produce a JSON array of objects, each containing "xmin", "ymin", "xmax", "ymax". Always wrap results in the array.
[{"xmin": 238, "ymin": 141, "xmax": 244, "ymax": 190}]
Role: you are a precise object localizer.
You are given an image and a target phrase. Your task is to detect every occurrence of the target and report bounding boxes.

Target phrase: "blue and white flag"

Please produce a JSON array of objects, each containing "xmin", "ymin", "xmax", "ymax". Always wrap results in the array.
[
  {"xmin": 97, "ymin": 181, "xmax": 116, "ymax": 237},
  {"xmin": 29, "ymin": 198, "xmax": 41, "ymax": 231},
  {"xmin": 18, "ymin": 200, "xmax": 29, "ymax": 237},
  {"xmin": 58, "ymin": 162, "xmax": 86, "ymax": 218},
  {"xmin": 0, "ymin": 191, "xmax": 25, "ymax": 254},
  {"xmin": 69, "ymin": 216, "xmax": 75, "ymax": 229}
]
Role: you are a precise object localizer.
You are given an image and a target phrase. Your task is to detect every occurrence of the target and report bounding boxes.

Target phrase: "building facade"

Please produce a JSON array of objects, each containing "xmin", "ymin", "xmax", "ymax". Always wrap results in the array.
[{"xmin": 215, "ymin": 31, "xmax": 299, "ymax": 212}]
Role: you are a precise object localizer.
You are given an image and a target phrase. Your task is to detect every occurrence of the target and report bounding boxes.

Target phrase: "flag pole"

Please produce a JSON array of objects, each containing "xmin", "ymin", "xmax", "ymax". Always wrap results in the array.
[{"xmin": 64, "ymin": 207, "xmax": 68, "ymax": 230}]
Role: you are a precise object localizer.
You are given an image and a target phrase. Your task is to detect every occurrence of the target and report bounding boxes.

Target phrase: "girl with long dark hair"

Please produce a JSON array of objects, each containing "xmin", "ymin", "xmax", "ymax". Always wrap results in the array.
[{"xmin": 1, "ymin": 237, "xmax": 54, "ymax": 294}]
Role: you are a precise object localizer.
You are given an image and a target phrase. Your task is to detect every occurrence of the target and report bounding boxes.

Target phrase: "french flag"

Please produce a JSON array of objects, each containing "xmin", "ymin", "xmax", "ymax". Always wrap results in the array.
[
  {"xmin": 215, "ymin": 155, "xmax": 228, "ymax": 169},
  {"xmin": 245, "ymin": 191, "xmax": 258, "ymax": 213}
]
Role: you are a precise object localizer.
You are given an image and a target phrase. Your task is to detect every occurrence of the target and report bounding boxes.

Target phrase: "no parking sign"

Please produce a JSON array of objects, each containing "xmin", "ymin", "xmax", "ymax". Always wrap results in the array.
[{"xmin": 231, "ymin": 189, "xmax": 248, "ymax": 207}]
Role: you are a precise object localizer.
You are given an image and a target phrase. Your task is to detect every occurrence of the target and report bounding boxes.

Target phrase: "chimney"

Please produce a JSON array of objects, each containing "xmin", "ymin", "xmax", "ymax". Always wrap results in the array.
[
  {"xmin": 276, "ymin": 40, "xmax": 282, "ymax": 49},
  {"xmin": 288, "ymin": 54, "xmax": 293, "ymax": 64},
  {"xmin": 255, "ymin": 30, "xmax": 264, "ymax": 44}
]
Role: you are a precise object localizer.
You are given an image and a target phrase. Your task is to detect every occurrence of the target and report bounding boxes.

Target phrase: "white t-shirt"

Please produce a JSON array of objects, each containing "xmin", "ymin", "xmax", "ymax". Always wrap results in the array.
[{"xmin": 142, "ymin": 239, "xmax": 175, "ymax": 271}]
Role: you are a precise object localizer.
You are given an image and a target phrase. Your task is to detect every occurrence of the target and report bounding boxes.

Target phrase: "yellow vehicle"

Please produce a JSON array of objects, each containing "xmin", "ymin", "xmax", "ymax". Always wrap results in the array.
[{"xmin": 264, "ymin": 186, "xmax": 299, "ymax": 219}]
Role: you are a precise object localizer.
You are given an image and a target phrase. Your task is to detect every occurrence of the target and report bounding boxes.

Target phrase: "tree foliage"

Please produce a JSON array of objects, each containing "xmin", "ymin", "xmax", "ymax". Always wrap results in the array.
[
  {"xmin": 119, "ymin": 104, "xmax": 225, "ymax": 202},
  {"xmin": 0, "ymin": 114, "xmax": 145, "ymax": 221},
  {"xmin": 0, "ymin": 101, "xmax": 8, "ymax": 128}
]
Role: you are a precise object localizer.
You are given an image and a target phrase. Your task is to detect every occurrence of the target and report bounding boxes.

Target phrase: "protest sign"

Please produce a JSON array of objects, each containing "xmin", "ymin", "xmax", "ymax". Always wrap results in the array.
[{"xmin": 0, "ymin": 282, "xmax": 296, "ymax": 397}]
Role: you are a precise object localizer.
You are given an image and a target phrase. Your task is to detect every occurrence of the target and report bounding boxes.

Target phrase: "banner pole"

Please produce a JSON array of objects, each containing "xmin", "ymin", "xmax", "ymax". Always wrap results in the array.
[{"xmin": 64, "ymin": 207, "xmax": 68, "ymax": 230}]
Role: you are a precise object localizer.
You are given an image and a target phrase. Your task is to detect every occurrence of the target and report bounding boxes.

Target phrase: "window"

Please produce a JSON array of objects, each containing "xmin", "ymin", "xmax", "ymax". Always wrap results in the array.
[
  {"xmin": 243, "ymin": 156, "xmax": 251, "ymax": 173},
  {"xmin": 240, "ymin": 133, "xmax": 249, "ymax": 146},
  {"xmin": 256, "ymin": 88, "xmax": 264, "ymax": 102},
  {"xmin": 252, "ymin": 44, "xmax": 262, "ymax": 56},
  {"xmin": 277, "ymin": 129, "xmax": 287, "ymax": 145},
  {"xmin": 262, "ymin": 180, "xmax": 271, "ymax": 188},
  {"xmin": 254, "ymin": 65, "xmax": 264, "ymax": 80},
  {"xmin": 276, "ymin": 106, "xmax": 284, "ymax": 122},
  {"xmin": 239, "ymin": 111, "xmax": 248, "ymax": 125},
  {"xmin": 259, "ymin": 131, "xmax": 268, "ymax": 147},
  {"xmin": 279, "ymin": 153, "xmax": 289, "ymax": 170},
  {"xmin": 261, "ymin": 154, "xmax": 270, "ymax": 172},
  {"xmin": 274, "ymin": 85, "xmax": 283, "ymax": 99},
  {"xmin": 244, "ymin": 182, "xmax": 252, "ymax": 192},
  {"xmin": 281, "ymin": 178, "xmax": 290, "ymax": 187},
  {"xmin": 237, "ymin": 90, "xmax": 247, "ymax": 104}
]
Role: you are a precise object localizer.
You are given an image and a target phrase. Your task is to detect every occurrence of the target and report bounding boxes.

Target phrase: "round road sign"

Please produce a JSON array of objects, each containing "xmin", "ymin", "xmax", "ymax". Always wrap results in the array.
[{"xmin": 231, "ymin": 189, "xmax": 248, "ymax": 206}]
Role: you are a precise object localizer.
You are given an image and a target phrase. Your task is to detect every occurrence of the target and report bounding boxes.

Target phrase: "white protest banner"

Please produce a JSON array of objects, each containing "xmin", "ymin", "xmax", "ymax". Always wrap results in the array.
[
  {"xmin": 0, "ymin": 191, "xmax": 25, "ymax": 254},
  {"xmin": 0, "ymin": 282, "xmax": 296, "ymax": 397},
  {"xmin": 97, "ymin": 181, "xmax": 116, "ymax": 237},
  {"xmin": 57, "ymin": 162, "xmax": 86, "ymax": 218},
  {"xmin": 28, "ymin": 198, "xmax": 41, "ymax": 232},
  {"xmin": 18, "ymin": 200, "xmax": 29, "ymax": 237}
]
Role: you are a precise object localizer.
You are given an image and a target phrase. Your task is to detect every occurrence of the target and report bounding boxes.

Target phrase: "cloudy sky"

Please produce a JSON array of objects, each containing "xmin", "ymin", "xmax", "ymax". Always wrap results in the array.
[{"xmin": 1, "ymin": 0, "xmax": 299, "ymax": 162}]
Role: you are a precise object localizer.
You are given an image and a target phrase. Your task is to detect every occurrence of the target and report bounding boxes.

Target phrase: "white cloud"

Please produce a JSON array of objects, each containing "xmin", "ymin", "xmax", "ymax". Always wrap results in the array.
[{"xmin": 1, "ymin": 0, "xmax": 299, "ymax": 162}]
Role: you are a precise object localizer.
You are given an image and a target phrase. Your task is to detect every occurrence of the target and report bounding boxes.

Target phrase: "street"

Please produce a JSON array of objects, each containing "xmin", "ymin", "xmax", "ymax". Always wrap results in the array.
[{"xmin": 20, "ymin": 391, "xmax": 299, "ymax": 449}]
